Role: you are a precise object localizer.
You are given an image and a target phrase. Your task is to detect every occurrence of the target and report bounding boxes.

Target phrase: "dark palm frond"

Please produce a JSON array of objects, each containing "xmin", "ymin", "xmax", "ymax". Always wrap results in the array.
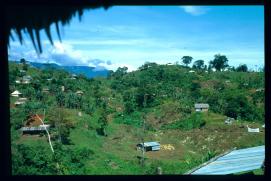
[
  {"xmin": 15, "ymin": 28, "xmax": 23, "ymax": 45},
  {"xmin": 27, "ymin": 27, "xmax": 38, "ymax": 53},
  {"xmin": 35, "ymin": 29, "xmax": 42, "ymax": 54},
  {"xmin": 55, "ymin": 22, "xmax": 62, "ymax": 43},
  {"xmin": 45, "ymin": 26, "xmax": 54, "ymax": 46},
  {"xmin": 7, "ymin": 2, "xmax": 112, "ymax": 54}
]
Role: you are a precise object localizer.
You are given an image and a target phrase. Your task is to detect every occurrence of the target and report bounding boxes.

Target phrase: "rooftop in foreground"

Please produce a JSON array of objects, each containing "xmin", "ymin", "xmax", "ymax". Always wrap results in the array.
[{"xmin": 189, "ymin": 145, "xmax": 265, "ymax": 175}]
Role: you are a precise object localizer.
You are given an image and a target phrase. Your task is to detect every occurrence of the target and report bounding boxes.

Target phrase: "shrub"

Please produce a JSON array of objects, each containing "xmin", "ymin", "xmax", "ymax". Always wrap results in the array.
[{"xmin": 162, "ymin": 112, "xmax": 206, "ymax": 130}]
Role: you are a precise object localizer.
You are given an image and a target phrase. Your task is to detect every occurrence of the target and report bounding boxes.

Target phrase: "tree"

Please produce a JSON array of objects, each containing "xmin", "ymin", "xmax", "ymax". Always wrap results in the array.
[
  {"xmin": 236, "ymin": 64, "xmax": 248, "ymax": 72},
  {"xmin": 36, "ymin": 90, "xmax": 43, "ymax": 101},
  {"xmin": 138, "ymin": 62, "xmax": 158, "ymax": 71},
  {"xmin": 112, "ymin": 66, "xmax": 128, "ymax": 79},
  {"xmin": 209, "ymin": 54, "xmax": 229, "ymax": 71},
  {"xmin": 227, "ymin": 66, "xmax": 236, "ymax": 72},
  {"xmin": 192, "ymin": 60, "xmax": 205, "ymax": 70},
  {"xmin": 181, "ymin": 56, "xmax": 193, "ymax": 67},
  {"xmin": 20, "ymin": 58, "xmax": 28, "ymax": 71},
  {"xmin": 22, "ymin": 101, "xmax": 44, "ymax": 116},
  {"xmin": 98, "ymin": 107, "xmax": 108, "ymax": 136},
  {"xmin": 47, "ymin": 107, "xmax": 74, "ymax": 144},
  {"xmin": 66, "ymin": 92, "xmax": 78, "ymax": 109},
  {"xmin": 20, "ymin": 58, "xmax": 26, "ymax": 64},
  {"xmin": 11, "ymin": 143, "xmax": 57, "ymax": 175},
  {"xmin": 56, "ymin": 92, "xmax": 65, "ymax": 107},
  {"xmin": 123, "ymin": 90, "xmax": 136, "ymax": 114}
]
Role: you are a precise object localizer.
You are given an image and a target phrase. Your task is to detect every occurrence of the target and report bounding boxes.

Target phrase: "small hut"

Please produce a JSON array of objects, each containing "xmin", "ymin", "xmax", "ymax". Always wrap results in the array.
[
  {"xmin": 22, "ymin": 75, "xmax": 32, "ymax": 84},
  {"xmin": 76, "ymin": 90, "xmax": 84, "ymax": 96},
  {"xmin": 14, "ymin": 97, "xmax": 27, "ymax": 106},
  {"xmin": 194, "ymin": 103, "xmax": 209, "ymax": 112},
  {"xmin": 11, "ymin": 90, "xmax": 22, "ymax": 97},
  {"xmin": 136, "ymin": 141, "xmax": 160, "ymax": 152},
  {"xmin": 70, "ymin": 74, "xmax": 77, "ymax": 80},
  {"xmin": 42, "ymin": 87, "xmax": 49, "ymax": 93}
]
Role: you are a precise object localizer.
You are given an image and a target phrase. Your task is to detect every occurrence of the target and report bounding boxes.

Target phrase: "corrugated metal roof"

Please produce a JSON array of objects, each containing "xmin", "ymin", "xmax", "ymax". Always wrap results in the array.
[
  {"xmin": 191, "ymin": 145, "xmax": 265, "ymax": 175},
  {"xmin": 137, "ymin": 141, "xmax": 160, "ymax": 147},
  {"xmin": 195, "ymin": 103, "xmax": 209, "ymax": 109}
]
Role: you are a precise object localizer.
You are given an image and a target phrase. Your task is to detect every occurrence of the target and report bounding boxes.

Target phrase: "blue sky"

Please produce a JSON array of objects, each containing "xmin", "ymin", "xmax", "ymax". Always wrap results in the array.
[{"xmin": 8, "ymin": 6, "xmax": 264, "ymax": 71}]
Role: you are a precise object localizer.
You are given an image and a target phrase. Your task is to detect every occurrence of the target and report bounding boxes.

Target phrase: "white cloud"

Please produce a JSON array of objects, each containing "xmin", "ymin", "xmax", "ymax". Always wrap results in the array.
[{"xmin": 180, "ymin": 6, "xmax": 209, "ymax": 16}]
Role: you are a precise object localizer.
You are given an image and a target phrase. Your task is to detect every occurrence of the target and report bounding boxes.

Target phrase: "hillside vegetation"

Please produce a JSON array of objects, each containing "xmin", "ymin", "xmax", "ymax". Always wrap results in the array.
[{"xmin": 9, "ymin": 61, "xmax": 264, "ymax": 175}]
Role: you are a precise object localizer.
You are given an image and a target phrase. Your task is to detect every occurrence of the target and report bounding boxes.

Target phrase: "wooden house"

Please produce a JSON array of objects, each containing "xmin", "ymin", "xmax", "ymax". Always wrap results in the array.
[
  {"xmin": 195, "ymin": 103, "xmax": 209, "ymax": 112},
  {"xmin": 136, "ymin": 141, "xmax": 160, "ymax": 152},
  {"xmin": 21, "ymin": 114, "xmax": 50, "ymax": 134}
]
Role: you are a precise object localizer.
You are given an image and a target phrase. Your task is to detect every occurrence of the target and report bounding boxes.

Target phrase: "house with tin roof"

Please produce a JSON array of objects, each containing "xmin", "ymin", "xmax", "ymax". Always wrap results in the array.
[
  {"xmin": 194, "ymin": 103, "xmax": 209, "ymax": 112},
  {"xmin": 136, "ymin": 141, "xmax": 160, "ymax": 152}
]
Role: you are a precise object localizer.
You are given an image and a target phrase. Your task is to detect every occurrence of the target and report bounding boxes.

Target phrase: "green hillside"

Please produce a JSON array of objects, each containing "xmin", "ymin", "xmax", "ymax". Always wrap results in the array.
[{"xmin": 9, "ymin": 61, "xmax": 264, "ymax": 175}]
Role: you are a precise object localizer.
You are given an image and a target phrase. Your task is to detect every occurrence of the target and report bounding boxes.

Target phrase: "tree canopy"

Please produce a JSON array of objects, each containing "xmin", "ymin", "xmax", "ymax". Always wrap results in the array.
[{"xmin": 209, "ymin": 54, "xmax": 229, "ymax": 71}]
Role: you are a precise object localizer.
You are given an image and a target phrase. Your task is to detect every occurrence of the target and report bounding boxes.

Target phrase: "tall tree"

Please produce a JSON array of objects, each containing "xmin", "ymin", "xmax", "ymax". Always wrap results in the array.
[
  {"xmin": 192, "ymin": 60, "xmax": 205, "ymax": 70},
  {"xmin": 209, "ymin": 54, "xmax": 229, "ymax": 71},
  {"xmin": 181, "ymin": 56, "xmax": 193, "ymax": 67},
  {"xmin": 56, "ymin": 92, "xmax": 65, "ymax": 107},
  {"xmin": 236, "ymin": 64, "xmax": 248, "ymax": 72},
  {"xmin": 98, "ymin": 106, "xmax": 108, "ymax": 136}
]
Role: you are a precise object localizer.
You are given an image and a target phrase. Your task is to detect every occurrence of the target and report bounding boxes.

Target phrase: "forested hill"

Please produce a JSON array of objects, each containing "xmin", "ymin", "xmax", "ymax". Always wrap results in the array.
[
  {"xmin": 9, "ymin": 60, "xmax": 109, "ymax": 78},
  {"xmin": 9, "ymin": 60, "xmax": 264, "ymax": 175}
]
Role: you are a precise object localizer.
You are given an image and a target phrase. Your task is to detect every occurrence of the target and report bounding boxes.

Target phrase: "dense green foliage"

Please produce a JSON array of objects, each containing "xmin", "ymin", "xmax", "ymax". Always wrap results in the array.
[
  {"xmin": 162, "ymin": 112, "xmax": 206, "ymax": 130},
  {"xmin": 9, "ymin": 60, "xmax": 264, "ymax": 175}
]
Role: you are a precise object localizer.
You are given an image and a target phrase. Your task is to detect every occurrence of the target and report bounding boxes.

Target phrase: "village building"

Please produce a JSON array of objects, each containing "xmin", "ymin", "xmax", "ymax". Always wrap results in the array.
[
  {"xmin": 42, "ymin": 87, "xmax": 50, "ymax": 93},
  {"xmin": 15, "ymin": 80, "xmax": 21, "ymax": 84},
  {"xmin": 246, "ymin": 125, "xmax": 260, "ymax": 133},
  {"xmin": 22, "ymin": 75, "xmax": 32, "ymax": 84},
  {"xmin": 19, "ymin": 70, "xmax": 26, "ymax": 73},
  {"xmin": 76, "ymin": 90, "xmax": 84, "ymax": 95},
  {"xmin": 70, "ymin": 74, "xmax": 77, "ymax": 80},
  {"xmin": 14, "ymin": 97, "xmax": 27, "ymax": 106},
  {"xmin": 256, "ymin": 88, "xmax": 264, "ymax": 92},
  {"xmin": 11, "ymin": 90, "xmax": 22, "ymax": 97},
  {"xmin": 225, "ymin": 117, "xmax": 235, "ymax": 125},
  {"xmin": 78, "ymin": 112, "xmax": 82, "ymax": 117},
  {"xmin": 189, "ymin": 70, "xmax": 195, "ymax": 73},
  {"xmin": 21, "ymin": 114, "xmax": 50, "ymax": 134},
  {"xmin": 195, "ymin": 103, "xmax": 209, "ymax": 112},
  {"xmin": 136, "ymin": 141, "xmax": 160, "ymax": 152},
  {"xmin": 61, "ymin": 86, "xmax": 65, "ymax": 92}
]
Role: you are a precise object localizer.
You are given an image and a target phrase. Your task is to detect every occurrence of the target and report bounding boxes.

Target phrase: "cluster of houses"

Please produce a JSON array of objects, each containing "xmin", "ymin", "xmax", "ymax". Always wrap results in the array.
[
  {"xmin": 11, "ymin": 90, "xmax": 28, "ymax": 107},
  {"xmin": 10, "ymin": 70, "xmax": 82, "ymax": 135},
  {"xmin": 15, "ymin": 75, "xmax": 32, "ymax": 84}
]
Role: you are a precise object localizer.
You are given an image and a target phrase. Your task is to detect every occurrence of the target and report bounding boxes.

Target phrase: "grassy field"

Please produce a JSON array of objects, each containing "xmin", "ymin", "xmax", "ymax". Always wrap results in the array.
[{"xmin": 16, "ymin": 110, "xmax": 264, "ymax": 175}]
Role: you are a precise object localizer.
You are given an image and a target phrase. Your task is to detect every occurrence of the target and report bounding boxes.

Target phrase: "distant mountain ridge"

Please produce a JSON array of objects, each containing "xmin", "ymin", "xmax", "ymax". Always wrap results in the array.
[{"xmin": 19, "ymin": 61, "xmax": 109, "ymax": 78}]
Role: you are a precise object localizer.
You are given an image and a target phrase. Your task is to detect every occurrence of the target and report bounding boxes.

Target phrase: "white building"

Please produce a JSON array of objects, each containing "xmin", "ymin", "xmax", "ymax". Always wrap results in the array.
[{"xmin": 11, "ymin": 90, "xmax": 22, "ymax": 97}]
